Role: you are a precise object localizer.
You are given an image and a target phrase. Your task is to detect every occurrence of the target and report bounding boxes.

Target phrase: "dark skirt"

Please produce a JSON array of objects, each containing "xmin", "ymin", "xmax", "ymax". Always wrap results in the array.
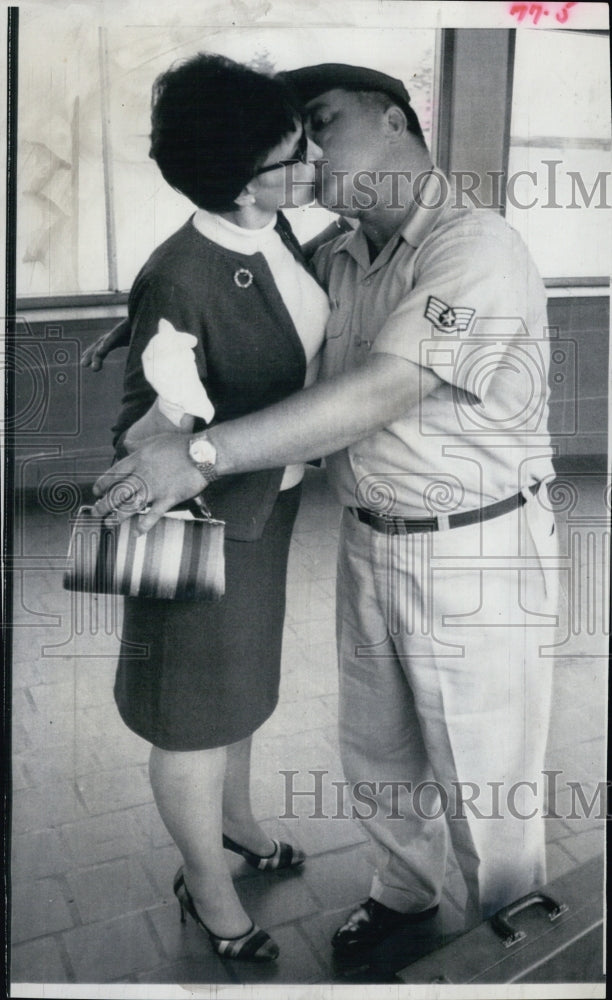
[{"xmin": 114, "ymin": 483, "xmax": 301, "ymax": 750}]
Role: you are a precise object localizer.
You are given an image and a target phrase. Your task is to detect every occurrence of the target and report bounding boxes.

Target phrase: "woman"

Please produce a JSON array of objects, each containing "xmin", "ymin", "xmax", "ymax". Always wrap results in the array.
[{"xmin": 109, "ymin": 53, "xmax": 329, "ymax": 962}]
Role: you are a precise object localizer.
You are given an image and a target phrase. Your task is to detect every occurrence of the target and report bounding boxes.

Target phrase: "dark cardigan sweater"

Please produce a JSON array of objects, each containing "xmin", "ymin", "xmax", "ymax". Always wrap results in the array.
[{"xmin": 112, "ymin": 213, "xmax": 310, "ymax": 540}]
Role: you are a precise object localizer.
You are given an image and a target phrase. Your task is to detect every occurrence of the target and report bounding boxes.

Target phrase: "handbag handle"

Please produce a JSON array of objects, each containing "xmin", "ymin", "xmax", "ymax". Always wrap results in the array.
[
  {"xmin": 72, "ymin": 497, "xmax": 217, "ymax": 523},
  {"xmin": 190, "ymin": 493, "xmax": 215, "ymax": 521}
]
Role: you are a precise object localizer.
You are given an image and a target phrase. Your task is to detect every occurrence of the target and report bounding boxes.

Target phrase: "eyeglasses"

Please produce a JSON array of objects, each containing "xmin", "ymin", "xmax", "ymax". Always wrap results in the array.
[{"xmin": 253, "ymin": 128, "xmax": 309, "ymax": 176}]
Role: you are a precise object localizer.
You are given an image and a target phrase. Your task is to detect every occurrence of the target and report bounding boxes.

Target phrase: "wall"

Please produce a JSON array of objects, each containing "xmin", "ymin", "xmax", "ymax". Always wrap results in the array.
[{"xmin": 547, "ymin": 295, "xmax": 609, "ymax": 468}]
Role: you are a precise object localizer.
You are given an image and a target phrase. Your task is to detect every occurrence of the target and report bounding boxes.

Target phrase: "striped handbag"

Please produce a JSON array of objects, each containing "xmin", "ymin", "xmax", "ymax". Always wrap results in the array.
[{"xmin": 63, "ymin": 503, "xmax": 225, "ymax": 601}]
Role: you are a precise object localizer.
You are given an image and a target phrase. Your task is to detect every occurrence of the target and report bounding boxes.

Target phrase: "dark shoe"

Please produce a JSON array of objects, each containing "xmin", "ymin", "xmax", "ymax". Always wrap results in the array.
[
  {"xmin": 222, "ymin": 833, "xmax": 306, "ymax": 871},
  {"xmin": 332, "ymin": 897, "xmax": 439, "ymax": 954},
  {"xmin": 173, "ymin": 868, "xmax": 279, "ymax": 962}
]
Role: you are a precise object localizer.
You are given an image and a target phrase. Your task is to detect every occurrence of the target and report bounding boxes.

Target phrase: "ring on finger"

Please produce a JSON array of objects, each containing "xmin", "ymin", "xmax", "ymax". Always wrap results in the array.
[{"xmin": 107, "ymin": 478, "xmax": 149, "ymax": 514}]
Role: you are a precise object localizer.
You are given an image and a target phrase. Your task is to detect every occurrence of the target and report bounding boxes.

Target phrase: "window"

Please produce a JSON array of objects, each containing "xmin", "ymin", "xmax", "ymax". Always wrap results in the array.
[{"xmin": 17, "ymin": 8, "xmax": 437, "ymax": 297}]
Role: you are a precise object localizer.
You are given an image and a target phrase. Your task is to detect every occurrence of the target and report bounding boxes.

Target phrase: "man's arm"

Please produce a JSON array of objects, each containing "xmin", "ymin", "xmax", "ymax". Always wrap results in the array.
[
  {"xmin": 93, "ymin": 354, "xmax": 442, "ymax": 530},
  {"xmin": 81, "ymin": 317, "xmax": 131, "ymax": 370},
  {"xmin": 205, "ymin": 354, "xmax": 440, "ymax": 473}
]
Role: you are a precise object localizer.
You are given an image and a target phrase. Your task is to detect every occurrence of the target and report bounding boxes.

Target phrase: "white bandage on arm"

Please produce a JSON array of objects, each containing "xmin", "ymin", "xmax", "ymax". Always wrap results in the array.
[{"xmin": 142, "ymin": 318, "xmax": 215, "ymax": 426}]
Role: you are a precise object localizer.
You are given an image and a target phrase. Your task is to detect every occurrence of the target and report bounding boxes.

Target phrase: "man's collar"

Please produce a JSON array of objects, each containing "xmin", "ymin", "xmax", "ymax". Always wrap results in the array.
[
  {"xmin": 330, "ymin": 226, "xmax": 359, "ymax": 255},
  {"xmin": 331, "ymin": 167, "xmax": 451, "ymax": 268}
]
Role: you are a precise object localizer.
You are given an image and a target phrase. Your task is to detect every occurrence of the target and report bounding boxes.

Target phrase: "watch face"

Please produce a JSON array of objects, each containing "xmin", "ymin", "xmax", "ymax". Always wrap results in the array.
[{"xmin": 190, "ymin": 437, "xmax": 216, "ymax": 465}]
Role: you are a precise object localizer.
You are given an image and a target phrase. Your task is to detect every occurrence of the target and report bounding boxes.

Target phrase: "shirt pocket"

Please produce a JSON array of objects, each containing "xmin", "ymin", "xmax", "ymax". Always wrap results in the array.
[
  {"xmin": 321, "ymin": 300, "xmax": 352, "ymax": 378},
  {"xmin": 325, "ymin": 296, "xmax": 349, "ymax": 339}
]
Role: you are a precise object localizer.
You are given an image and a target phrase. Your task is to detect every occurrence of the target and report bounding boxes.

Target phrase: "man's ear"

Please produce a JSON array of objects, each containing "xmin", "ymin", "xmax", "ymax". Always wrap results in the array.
[{"xmin": 383, "ymin": 104, "xmax": 408, "ymax": 139}]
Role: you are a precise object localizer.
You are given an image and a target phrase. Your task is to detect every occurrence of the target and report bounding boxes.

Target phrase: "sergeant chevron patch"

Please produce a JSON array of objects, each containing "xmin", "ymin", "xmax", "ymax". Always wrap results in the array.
[{"xmin": 425, "ymin": 295, "xmax": 475, "ymax": 333}]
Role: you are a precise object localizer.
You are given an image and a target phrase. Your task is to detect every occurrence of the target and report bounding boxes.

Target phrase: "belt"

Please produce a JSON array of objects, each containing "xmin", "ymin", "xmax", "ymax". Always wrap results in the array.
[{"xmin": 348, "ymin": 483, "xmax": 540, "ymax": 535}]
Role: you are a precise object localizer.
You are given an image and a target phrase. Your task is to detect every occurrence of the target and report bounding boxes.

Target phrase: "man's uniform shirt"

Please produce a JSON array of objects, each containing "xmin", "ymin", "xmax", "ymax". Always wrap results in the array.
[{"xmin": 313, "ymin": 170, "xmax": 555, "ymax": 519}]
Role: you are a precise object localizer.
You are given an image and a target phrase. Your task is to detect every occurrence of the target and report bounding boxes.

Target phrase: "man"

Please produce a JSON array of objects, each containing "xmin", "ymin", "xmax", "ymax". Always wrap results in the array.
[{"xmin": 93, "ymin": 64, "xmax": 558, "ymax": 958}]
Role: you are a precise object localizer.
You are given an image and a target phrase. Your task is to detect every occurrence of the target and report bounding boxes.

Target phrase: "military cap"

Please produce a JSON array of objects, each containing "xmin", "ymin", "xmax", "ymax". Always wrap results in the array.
[{"xmin": 280, "ymin": 63, "xmax": 412, "ymax": 119}]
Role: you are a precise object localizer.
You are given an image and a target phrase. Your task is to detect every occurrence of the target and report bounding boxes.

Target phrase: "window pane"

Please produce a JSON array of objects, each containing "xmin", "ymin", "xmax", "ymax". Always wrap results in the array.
[
  {"xmin": 511, "ymin": 30, "xmax": 610, "ymax": 142},
  {"xmin": 506, "ymin": 30, "xmax": 611, "ymax": 281},
  {"xmin": 17, "ymin": 10, "xmax": 109, "ymax": 295},
  {"xmin": 506, "ymin": 146, "xmax": 611, "ymax": 280}
]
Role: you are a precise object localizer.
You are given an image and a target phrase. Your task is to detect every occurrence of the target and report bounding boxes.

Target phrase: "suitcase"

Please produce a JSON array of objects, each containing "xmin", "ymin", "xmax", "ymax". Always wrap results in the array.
[{"xmin": 397, "ymin": 854, "xmax": 605, "ymax": 985}]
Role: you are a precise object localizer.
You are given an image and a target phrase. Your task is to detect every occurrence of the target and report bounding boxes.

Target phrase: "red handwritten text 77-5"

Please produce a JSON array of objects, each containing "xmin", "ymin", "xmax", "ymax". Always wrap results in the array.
[{"xmin": 509, "ymin": 2, "xmax": 576, "ymax": 26}]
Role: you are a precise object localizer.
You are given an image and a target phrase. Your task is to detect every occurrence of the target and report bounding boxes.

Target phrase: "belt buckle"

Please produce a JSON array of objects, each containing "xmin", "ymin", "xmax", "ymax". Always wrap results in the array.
[
  {"xmin": 379, "ymin": 510, "xmax": 409, "ymax": 533},
  {"xmin": 387, "ymin": 514, "xmax": 437, "ymax": 534}
]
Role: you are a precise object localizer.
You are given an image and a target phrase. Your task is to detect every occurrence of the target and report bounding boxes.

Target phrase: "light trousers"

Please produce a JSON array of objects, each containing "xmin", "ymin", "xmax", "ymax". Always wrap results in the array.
[{"xmin": 336, "ymin": 488, "xmax": 558, "ymax": 922}]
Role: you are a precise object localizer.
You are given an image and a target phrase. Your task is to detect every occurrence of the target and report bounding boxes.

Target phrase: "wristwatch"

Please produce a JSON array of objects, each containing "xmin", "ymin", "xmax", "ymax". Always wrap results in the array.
[{"xmin": 188, "ymin": 435, "xmax": 219, "ymax": 486}]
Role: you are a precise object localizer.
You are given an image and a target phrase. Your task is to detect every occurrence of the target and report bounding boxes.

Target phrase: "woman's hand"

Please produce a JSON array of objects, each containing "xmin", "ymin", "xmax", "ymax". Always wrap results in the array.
[
  {"xmin": 123, "ymin": 399, "xmax": 194, "ymax": 453},
  {"xmin": 93, "ymin": 432, "xmax": 205, "ymax": 532},
  {"xmin": 81, "ymin": 318, "xmax": 131, "ymax": 371}
]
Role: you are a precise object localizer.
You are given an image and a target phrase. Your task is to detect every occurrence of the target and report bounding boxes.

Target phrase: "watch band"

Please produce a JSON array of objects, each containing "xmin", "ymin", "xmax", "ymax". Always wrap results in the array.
[
  {"xmin": 192, "ymin": 460, "xmax": 219, "ymax": 485},
  {"xmin": 188, "ymin": 435, "xmax": 219, "ymax": 486}
]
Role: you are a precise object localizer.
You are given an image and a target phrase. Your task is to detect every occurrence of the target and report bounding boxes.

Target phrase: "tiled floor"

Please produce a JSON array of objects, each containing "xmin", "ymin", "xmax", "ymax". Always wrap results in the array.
[{"xmin": 9, "ymin": 467, "xmax": 608, "ymax": 991}]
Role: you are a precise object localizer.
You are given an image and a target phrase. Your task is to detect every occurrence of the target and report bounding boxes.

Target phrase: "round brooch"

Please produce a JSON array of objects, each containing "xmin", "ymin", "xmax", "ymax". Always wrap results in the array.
[{"xmin": 233, "ymin": 267, "xmax": 254, "ymax": 289}]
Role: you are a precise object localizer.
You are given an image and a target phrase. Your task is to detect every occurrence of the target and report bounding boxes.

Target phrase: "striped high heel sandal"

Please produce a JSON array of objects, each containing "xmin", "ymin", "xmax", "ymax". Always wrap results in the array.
[
  {"xmin": 222, "ymin": 833, "xmax": 306, "ymax": 871},
  {"xmin": 173, "ymin": 868, "xmax": 279, "ymax": 962}
]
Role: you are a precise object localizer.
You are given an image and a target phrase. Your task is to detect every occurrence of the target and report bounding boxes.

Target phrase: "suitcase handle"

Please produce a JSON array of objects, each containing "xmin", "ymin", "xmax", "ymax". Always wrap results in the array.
[{"xmin": 491, "ymin": 891, "xmax": 569, "ymax": 948}]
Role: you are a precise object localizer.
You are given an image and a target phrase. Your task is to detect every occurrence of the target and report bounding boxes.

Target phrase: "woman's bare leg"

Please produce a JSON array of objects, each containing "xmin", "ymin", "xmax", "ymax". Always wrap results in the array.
[
  {"xmin": 149, "ymin": 744, "xmax": 253, "ymax": 936},
  {"xmin": 222, "ymin": 736, "xmax": 276, "ymax": 856}
]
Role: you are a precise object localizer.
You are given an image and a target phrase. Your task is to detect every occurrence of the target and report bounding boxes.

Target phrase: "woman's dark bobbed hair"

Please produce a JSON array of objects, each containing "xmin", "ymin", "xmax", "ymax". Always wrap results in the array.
[{"xmin": 149, "ymin": 53, "xmax": 300, "ymax": 212}]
